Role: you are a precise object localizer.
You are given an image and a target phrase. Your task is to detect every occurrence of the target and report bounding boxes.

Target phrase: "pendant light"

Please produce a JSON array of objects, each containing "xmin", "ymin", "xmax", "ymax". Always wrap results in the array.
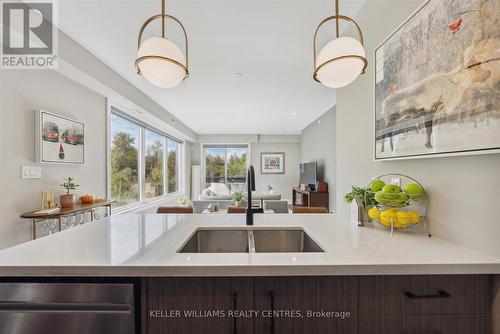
[
  {"xmin": 313, "ymin": 0, "xmax": 367, "ymax": 88},
  {"xmin": 136, "ymin": 0, "xmax": 189, "ymax": 88}
]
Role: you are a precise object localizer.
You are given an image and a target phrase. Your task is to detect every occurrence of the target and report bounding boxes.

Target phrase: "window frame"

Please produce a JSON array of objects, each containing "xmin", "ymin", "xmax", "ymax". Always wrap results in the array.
[
  {"xmin": 107, "ymin": 104, "xmax": 183, "ymax": 212},
  {"xmin": 202, "ymin": 143, "xmax": 250, "ymax": 187}
]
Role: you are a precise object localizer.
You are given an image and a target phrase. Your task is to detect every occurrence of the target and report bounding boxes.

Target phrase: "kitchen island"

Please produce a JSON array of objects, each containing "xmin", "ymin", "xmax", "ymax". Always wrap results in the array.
[
  {"xmin": 0, "ymin": 214, "xmax": 499, "ymax": 276},
  {"xmin": 0, "ymin": 214, "xmax": 499, "ymax": 334}
]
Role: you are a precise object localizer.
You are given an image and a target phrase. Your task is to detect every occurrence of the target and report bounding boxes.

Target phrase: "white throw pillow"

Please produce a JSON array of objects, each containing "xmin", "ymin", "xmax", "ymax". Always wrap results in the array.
[
  {"xmin": 230, "ymin": 183, "xmax": 246, "ymax": 194},
  {"xmin": 210, "ymin": 183, "xmax": 230, "ymax": 196}
]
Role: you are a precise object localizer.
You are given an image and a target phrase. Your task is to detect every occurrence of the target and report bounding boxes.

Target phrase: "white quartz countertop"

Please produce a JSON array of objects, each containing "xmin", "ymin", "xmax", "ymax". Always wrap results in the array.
[{"xmin": 0, "ymin": 214, "xmax": 499, "ymax": 276}]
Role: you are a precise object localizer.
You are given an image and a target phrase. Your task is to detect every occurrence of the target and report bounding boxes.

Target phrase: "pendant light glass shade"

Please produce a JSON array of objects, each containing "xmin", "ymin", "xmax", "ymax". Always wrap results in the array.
[
  {"xmin": 135, "ymin": 0, "xmax": 189, "ymax": 88},
  {"xmin": 313, "ymin": 0, "xmax": 367, "ymax": 88},
  {"xmin": 315, "ymin": 37, "xmax": 366, "ymax": 88},
  {"xmin": 137, "ymin": 37, "xmax": 186, "ymax": 88}
]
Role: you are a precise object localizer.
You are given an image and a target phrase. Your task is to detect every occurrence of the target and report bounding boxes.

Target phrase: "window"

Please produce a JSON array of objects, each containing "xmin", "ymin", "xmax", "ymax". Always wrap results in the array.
[
  {"xmin": 110, "ymin": 113, "xmax": 140, "ymax": 207},
  {"xmin": 144, "ymin": 130, "xmax": 164, "ymax": 199},
  {"xmin": 167, "ymin": 139, "xmax": 180, "ymax": 193},
  {"xmin": 204, "ymin": 145, "xmax": 248, "ymax": 185},
  {"xmin": 109, "ymin": 110, "xmax": 183, "ymax": 208}
]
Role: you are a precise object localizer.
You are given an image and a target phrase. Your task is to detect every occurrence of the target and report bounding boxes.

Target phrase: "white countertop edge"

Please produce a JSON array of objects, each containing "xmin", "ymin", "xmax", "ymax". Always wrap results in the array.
[{"xmin": 1, "ymin": 263, "xmax": 499, "ymax": 277}]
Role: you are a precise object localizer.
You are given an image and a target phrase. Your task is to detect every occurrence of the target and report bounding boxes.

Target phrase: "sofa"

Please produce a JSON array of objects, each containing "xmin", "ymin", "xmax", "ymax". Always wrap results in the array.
[
  {"xmin": 198, "ymin": 182, "xmax": 281, "ymax": 201},
  {"xmin": 191, "ymin": 200, "xmax": 289, "ymax": 214}
]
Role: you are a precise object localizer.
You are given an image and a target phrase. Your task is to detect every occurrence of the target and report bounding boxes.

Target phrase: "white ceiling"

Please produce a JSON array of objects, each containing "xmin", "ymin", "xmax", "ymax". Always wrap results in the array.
[{"xmin": 58, "ymin": 0, "xmax": 366, "ymax": 135}]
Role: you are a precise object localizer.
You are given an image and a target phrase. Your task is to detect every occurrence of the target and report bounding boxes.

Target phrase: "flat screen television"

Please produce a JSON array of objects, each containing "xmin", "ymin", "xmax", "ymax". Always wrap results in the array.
[{"xmin": 299, "ymin": 162, "xmax": 317, "ymax": 186}]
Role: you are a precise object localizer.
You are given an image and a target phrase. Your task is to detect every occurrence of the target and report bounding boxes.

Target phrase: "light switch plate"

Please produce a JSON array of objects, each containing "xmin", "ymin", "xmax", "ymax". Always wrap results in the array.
[
  {"xmin": 391, "ymin": 177, "xmax": 401, "ymax": 186},
  {"xmin": 22, "ymin": 166, "xmax": 42, "ymax": 179}
]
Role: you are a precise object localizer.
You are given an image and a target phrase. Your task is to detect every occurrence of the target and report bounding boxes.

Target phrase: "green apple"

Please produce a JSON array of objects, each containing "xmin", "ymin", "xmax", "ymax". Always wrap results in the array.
[
  {"xmin": 404, "ymin": 183, "xmax": 424, "ymax": 199},
  {"xmin": 375, "ymin": 191, "xmax": 399, "ymax": 205},
  {"xmin": 381, "ymin": 184, "xmax": 401, "ymax": 193},
  {"xmin": 370, "ymin": 180, "xmax": 386, "ymax": 192},
  {"xmin": 376, "ymin": 190, "xmax": 408, "ymax": 206},
  {"xmin": 393, "ymin": 193, "xmax": 410, "ymax": 206}
]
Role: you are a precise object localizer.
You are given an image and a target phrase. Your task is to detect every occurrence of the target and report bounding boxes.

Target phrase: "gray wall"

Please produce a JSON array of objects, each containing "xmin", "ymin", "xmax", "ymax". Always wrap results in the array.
[
  {"xmin": 335, "ymin": 0, "xmax": 500, "ymax": 258},
  {"xmin": 0, "ymin": 70, "xmax": 107, "ymax": 249},
  {"xmin": 251, "ymin": 143, "xmax": 301, "ymax": 200},
  {"xmin": 301, "ymin": 106, "xmax": 336, "ymax": 211}
]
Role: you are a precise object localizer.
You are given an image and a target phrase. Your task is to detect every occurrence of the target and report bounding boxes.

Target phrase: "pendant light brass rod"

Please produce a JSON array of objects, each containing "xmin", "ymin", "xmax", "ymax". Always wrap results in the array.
[
  {"xmin": 335, "ymin": 0, "xmax": 339, "ymax": 38},
  {"xmin": 312, "ymin": 15, "xmax": 366, "ymax": 73},
  {"xmin": 161, "ymin": 0, "xmax": 166, "ymax": 37},
  {"xmin": 137, "ymin": 14, "xmax": 189, "ymax": 72}
]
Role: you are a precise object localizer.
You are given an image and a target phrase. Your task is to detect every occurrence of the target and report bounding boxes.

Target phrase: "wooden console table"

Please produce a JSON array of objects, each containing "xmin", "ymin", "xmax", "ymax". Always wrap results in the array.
[
  {"xmin": 20, "ymin": 201, "xmax": 114, "ymax": 240},
  {"xmin": 292, "ymin": 187, "xmax": 329, "ymax": 211}
]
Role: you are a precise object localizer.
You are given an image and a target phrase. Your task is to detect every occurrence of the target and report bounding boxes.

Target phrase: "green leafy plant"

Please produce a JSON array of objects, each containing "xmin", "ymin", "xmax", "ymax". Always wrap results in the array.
[
  {"xmin": 60, "ymin": 177, "xmax": 79, "ymax": 195},
  {"xmin": 232, "ymin": 191, "xmax": 244, "ymax": 202},
  {"xmin": 344, "ymin": 186, "xmax": 377, "ymax": 207},
  {"xmin": 179, "ymin": 196, "xmax": 190, "ymax": 206}
]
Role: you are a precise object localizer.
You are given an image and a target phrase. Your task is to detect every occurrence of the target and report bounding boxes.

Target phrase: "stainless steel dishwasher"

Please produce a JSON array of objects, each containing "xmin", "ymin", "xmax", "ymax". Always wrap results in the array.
[{"xmin": 0, "ymin": 282, "xmax": 135, "ymax": 334}]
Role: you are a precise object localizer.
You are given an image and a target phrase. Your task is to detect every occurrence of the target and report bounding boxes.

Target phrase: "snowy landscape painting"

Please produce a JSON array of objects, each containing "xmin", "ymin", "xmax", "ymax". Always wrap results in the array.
[{"xmin": 374, "ymin": 0, "xmax": 500, "ymax": 159}]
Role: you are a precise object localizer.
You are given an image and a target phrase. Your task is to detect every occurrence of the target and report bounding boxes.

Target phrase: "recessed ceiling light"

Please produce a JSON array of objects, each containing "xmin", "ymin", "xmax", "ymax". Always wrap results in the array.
[
  {"xmin": 186, "ymin": 112, "xmax": 191, "ymax": 116},
  {"xmin": 292, "ymin": 112, "xmax": 297, "ymax": 117},
  {"xmin": 278, "ymin": 129, "xmax": 283, "ymax": 133}
]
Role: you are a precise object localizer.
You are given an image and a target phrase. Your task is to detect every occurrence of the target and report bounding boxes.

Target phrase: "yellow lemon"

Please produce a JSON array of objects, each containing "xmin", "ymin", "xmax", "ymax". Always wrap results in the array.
[
  {"xmin": 395, "ymin": 211, "xmax": 412, "ymax": 227},
  {"xmin": 380, "ymin": 210, "xmax": 397, "ymax": 226},
  {"xmin": 407, "ymin": 211, "xmax": 421, "ymax": 224},
  {"xmin": 368, "ymin": 207, "xmax": 381, "ymax": 220}
]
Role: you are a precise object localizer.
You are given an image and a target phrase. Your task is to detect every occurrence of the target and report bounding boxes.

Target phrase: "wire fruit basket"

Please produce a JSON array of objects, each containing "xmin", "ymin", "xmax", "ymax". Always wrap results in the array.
[{"xmin": 364, "ymin": 174, "xmax": 428, "ymax": 235}]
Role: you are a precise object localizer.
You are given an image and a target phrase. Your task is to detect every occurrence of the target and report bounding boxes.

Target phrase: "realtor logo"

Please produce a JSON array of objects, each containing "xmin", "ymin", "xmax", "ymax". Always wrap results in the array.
[{"xmin": 1, "ymin": 0, "xmax": 58, "ymax": 69}]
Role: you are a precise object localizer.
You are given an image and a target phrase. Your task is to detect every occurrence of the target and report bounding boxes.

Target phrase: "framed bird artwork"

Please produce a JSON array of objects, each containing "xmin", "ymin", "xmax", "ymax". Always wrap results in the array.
[{"xmin": 374, "ymin": 0, "xmax": 500, "ymax": 160}]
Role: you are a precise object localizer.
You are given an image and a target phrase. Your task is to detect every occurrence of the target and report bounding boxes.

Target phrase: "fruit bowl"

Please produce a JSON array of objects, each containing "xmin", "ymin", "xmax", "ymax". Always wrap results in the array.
[{"xmin": 365, "ymin": 174, "xmax": 428, "ymax": 233}]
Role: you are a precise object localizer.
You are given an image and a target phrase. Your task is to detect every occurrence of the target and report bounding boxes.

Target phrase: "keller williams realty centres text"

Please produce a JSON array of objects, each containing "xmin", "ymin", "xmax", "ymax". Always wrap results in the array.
[{"xmin": 149, "ymin": 309, "xmax": 351, "ymax": 320}]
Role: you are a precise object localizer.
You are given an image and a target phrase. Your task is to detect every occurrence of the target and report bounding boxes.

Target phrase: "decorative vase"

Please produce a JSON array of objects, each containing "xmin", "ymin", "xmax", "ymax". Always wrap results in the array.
[
  {"xmin": 235, "ymin": 201, "xmax": 242, "ymax": 207},
  {"xmin": 60, "ymin": 194, "xmax": 76, "ymax": 208}
]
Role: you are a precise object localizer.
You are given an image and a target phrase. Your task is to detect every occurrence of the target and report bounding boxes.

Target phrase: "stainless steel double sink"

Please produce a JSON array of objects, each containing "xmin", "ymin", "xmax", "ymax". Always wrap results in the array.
[{"xmin": 178, "ymin": 228, "xmax": 324, "ymax": 253}]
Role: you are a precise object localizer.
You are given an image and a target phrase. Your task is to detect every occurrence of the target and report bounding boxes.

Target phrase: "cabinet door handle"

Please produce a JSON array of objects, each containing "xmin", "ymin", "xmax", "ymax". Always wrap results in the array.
[
  {"xmin": 404, "ymin": 290, "xmax": 450, "ymax": 299},
  {"xmin": 0, "ymin": 301, "xmax": 130, "ymax": 313},
  {"xmin": 268, "ymin": 291, "xmax": 275, "ymax": 334},
  {"xmin": 232, "ymin": 293, "xmax": 238, "ymax": 334}
]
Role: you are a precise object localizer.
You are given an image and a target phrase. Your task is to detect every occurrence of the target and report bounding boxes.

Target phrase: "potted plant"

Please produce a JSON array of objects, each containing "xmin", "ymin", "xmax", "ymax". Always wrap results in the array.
[
  {"xmin": 60, "ymin": 177, "xmax": 79, "ymax": 208},
  {"xmin": 232, "ymin": 191, "xmax": 245, "ymax": 207},
  {"xmin": 344, "ymin": 185, "xmax": 377, "ymax": 225},
  {"xmin": 178, "ymin": 196, "xmax": 191, "ymax": 207}
]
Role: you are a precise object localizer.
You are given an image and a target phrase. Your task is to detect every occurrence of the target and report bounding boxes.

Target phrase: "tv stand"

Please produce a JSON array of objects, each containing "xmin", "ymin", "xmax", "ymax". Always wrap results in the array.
[{"xmin": 292, "ymin": 186, "xmax": 329, "ymax": 211}]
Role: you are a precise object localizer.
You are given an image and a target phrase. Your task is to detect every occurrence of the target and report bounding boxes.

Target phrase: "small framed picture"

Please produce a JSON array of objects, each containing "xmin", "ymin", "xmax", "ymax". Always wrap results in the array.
[
  {"xmin": 35, "ymin": 110, "xmax": 85, "ymax": 164},
  {"xmin": 260, "ymin": 152, "xmax": 285, "ymax": 174}
]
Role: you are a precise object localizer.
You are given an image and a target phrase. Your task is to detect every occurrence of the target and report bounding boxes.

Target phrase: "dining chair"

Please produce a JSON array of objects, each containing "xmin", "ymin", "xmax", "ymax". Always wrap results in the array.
[
  {"xmin": 156, "ymin": 206, "xmax": 194, "ymax": 214},
  {"xmin": 227, "ymin": 206, "xmax": 246, "ymax": 214},
  {"xmin": 292, "ymin": 207, "xmax": 328, "ymax": 214}
]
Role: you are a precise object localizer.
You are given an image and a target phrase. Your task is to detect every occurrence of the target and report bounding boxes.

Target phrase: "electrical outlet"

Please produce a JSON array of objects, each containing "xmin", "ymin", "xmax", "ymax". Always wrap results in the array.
[
  {"xmin": 22, "ymin": 166, "xmax": 41, "ymax": 179},
  {"xmin": 391, "ymin": 177, "xmax": 401, "ymax": 186}
]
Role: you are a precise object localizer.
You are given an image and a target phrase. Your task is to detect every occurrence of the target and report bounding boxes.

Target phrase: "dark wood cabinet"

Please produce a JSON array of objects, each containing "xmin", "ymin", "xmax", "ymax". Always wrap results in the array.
[
  {"xmin": 359, "ymin": 275, "xmax": 490, "ymax": 334},
  {"xmin": 292, "ymin": 187, "xmax": 329, "ymax": 211},
  {"xmin": 359, "ymin": 314, "xmax": 490, "ymax": 334},
  {"xmin": 145, "ymin": 275, "xmax": 492, "ymax": 334},
  {"xmin": 254, "ymin": 277, "xmax": 357, "ymax": 334},
  {"xmin": 359, "ymin": 275, "xmax": 490, "ymax": 316},
  {"xmin": 147, "ymin": 277, "xmax": 253, "ymax": 334}
]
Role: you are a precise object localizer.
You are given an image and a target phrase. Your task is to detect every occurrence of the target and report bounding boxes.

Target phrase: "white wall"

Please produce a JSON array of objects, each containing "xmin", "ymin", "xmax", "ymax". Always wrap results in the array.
[
  {"xmin": 0, "ymin": 31, "xmax": 196, "ymax": 249},
  {"xmin": 195, "ymin": 135, "xmax": 301, "ymax": 201},
  {"xmin": 0, "ymin": 70, "xmax": 107, "ymax": 249},
  {"xmin": 301, "ymin": 106, "xmax": 336, "ymax": 211},
  {"xmin": 335, "ymin": 0, "xmax": 500, "ymax": 258}
]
